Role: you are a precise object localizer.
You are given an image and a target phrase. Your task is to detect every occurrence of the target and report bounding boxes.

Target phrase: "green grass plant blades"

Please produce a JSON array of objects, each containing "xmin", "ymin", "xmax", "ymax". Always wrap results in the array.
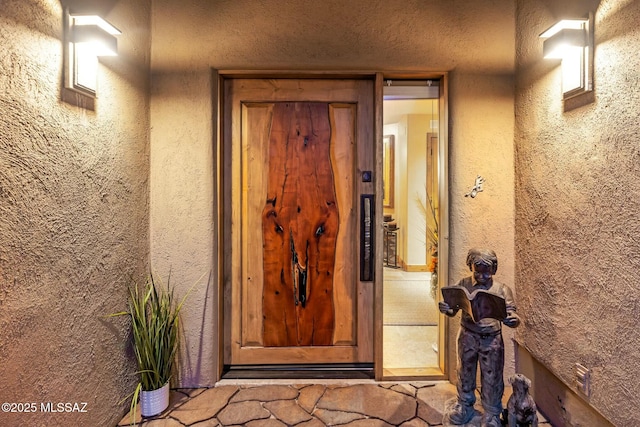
[
  {"xmin": 109, "ymin": 271, "xmax": 206, "ymax": 417},
  {"xmin": 105, "ymin": 311, "xmax": 129, "ymax": 318},
  {"xmin": 130, "ymin": 382, "xmax": 141, "ymax": 426}
]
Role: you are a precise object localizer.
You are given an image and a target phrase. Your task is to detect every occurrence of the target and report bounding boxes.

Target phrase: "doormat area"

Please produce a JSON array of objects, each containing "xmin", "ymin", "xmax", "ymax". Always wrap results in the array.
[
  {"xmin": 221, "ymin": 364, "xmax": 374, "ymax": 380},
  {"xmin": 383, "ymin": 280, "xmax": 439, "ymax": 325}
]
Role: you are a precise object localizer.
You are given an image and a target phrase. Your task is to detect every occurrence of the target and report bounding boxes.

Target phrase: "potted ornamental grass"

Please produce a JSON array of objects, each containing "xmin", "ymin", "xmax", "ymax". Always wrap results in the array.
[
  {"xmin": 111, "ymin": 273, "xmax": 194, "ymax": 419},
  {"xmin": 416, "ymin": 190, "xmax": 439, "ymax": 300}
]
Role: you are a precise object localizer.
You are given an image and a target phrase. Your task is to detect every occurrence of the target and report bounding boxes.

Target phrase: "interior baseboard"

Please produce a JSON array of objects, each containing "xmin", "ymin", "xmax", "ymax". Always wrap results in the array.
[{"xmin": 404, "ymin": 264, "xmax": 429, "ymax": 272}]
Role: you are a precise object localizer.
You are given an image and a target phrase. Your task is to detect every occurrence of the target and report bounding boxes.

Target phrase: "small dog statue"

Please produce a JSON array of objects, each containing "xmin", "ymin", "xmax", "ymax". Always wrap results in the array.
[{"xmin": 506, "ymin": 374, "xmax": 538, "ymax": 427}]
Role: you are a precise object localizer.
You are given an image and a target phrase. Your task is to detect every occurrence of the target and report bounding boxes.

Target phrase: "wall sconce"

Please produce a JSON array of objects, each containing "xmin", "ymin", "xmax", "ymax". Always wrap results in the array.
[
  {"xmin": 64, "ymin": 10, "xmax": 121, "ymax": 97},
  {"xmin": 540, "ymin": 14, "xmax": 593, "ymax": 99}
]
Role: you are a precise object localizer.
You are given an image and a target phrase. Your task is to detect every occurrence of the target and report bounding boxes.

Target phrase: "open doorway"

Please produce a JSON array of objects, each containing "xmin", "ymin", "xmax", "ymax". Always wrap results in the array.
[{"xmin": 382, "ymin": 79, "xmax": 445, "ymax": 378}]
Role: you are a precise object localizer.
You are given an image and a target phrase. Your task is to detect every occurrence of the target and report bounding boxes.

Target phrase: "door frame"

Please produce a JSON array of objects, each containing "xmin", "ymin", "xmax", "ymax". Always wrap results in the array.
[
  {"xmin": 378, "ymin": 73, "xmax": 450, "ymax": 380},
  {"xmin": 213, "ymin": 70, "xmax": 449, "ymax": 382}
]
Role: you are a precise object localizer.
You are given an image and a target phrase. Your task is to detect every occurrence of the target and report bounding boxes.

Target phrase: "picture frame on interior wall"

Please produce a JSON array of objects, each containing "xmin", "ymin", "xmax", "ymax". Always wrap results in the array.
[{"xmin": 383, "ymin": 134, "xmax": 395, "ymax": 208}]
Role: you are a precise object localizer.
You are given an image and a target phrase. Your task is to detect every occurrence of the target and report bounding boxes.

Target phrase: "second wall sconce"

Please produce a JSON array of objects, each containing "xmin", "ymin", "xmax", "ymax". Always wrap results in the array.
[
  {"xmin": 64, "ymin": 10, "xmax": 121, "ymax": 98},
  {"xmin": 540, "ymin": 13, "xmax": 594, "ymax": 99}
]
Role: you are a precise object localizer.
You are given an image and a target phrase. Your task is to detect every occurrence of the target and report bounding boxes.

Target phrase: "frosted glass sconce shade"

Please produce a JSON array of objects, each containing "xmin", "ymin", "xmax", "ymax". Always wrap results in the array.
[
  {"xmin": 64, "ymin": 10, "xmax": 121, "ymax": 97},
  {"xmin": 540, "ymin": 15, "xmax": 593, "ymax": 99}
]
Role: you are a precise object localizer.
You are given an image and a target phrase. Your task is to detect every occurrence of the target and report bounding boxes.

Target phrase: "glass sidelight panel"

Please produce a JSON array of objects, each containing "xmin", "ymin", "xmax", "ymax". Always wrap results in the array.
[{"xmin": 382, "ymin": 79, "xmax": 444, "ymax": 378}]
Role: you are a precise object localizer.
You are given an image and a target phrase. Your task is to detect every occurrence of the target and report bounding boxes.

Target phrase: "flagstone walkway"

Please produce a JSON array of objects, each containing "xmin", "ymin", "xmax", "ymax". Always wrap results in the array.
[{"xmin": 117, "ymin": 381, "xmax": 550, "ymax": 426}]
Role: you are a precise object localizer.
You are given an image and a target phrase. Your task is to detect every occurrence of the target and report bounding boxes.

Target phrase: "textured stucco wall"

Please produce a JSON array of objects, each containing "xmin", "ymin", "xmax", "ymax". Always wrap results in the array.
[
  {"xmin": 447, "ymin": 71, "xmax": 517, "ymax": 381},
  {"xmin": 149, "ymin": 70, "xmax": 216, "ymax": 386},
  {"xmin": 515, "ymin": 0, "xmax": 640, "ymax": 425},
  {"xmin": 0, "ymin": 1, "xmax": 150, "ymax": 426},
  {"xmin": 149, "ymin": 0, "xmax": 516, "ymax": 386}
]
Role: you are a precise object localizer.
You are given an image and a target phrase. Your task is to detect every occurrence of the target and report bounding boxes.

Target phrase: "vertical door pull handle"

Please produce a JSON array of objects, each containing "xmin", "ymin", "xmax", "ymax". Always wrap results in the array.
[{"xmin": 360, "ymin": 194, "xmax": 374, "ymax": 282}]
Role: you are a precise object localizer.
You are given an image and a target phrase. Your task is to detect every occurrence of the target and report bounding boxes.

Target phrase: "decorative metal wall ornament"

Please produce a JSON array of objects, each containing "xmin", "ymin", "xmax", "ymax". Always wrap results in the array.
[{"xmin": 465, "ymin": 175, "xmax": 485, "ymax": 198}]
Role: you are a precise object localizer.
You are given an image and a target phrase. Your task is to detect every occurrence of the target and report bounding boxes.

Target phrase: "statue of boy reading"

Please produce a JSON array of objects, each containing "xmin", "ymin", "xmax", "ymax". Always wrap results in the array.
[{"xmin": 439, "ymin": 248, "xmax": 520, "ymax": 427}]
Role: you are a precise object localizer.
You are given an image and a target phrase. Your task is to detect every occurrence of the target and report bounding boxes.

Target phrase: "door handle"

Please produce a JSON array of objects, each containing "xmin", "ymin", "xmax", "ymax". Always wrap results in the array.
[{"xmin": 360, "ymin": 194, "xmax": 374, "ymax": 282}]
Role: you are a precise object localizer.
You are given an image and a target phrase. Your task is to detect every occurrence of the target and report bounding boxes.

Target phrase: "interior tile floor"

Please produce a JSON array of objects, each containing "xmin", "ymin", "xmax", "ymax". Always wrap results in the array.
[
  {"xmin": 118, "ymin": 380, "xmax": 551, "ymax": 426},
  {"xmin": 383, "ymin": 268, "xmax": 439, "ymax": 370}
]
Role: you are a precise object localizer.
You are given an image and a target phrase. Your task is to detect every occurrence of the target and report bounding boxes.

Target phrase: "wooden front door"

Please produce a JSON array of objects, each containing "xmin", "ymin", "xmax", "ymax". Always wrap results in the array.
[{"xmin": 224, "ymin": 78, "xmax": 374, "ymax": 365}]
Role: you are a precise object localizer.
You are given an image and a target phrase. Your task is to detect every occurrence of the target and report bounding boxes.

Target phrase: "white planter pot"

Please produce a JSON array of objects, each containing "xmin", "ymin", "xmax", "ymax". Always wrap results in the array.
[{"xmin": 140, "ymin": 382, "xmax": 170, "ymax": 417}]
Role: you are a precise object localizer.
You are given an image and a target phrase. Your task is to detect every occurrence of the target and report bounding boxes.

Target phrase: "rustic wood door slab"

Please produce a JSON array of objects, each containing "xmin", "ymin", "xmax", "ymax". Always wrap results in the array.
[{"xmin": 224, "ymin": 78, "xmax": 374, "ymax": 365}]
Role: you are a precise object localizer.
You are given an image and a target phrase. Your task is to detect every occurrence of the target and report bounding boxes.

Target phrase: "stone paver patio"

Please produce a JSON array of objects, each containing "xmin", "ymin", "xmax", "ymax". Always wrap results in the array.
[{"xmin": 118, "ymin": 381, "xmax": 550, "ymax": 426}]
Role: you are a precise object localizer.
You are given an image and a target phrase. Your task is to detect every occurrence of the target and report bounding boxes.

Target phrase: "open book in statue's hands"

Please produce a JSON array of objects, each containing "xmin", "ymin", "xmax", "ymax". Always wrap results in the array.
[{"xmin": 441, "ymin": 286, "xmax": 507, "ymax": 322}]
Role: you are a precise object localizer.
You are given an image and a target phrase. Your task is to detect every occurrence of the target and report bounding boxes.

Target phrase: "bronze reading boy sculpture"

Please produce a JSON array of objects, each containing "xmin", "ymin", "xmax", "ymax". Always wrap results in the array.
[{"xmin": 439, "ymin": 248, "xmax": 520, "ymax": 427}]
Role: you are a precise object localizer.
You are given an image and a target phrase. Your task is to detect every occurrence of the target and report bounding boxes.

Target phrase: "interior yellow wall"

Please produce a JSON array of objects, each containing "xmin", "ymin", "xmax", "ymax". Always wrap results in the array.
[
  {"xmin": 150, "ymin": 0, "xmax": 516, "ymax": 387},
  {"xmin": 0, "ymin": 0, "xmax": 151, "ymax": 425},
  {"xmin": 405, "ymin": 114, "xmax": 429, "ymax": 268},
  {"xmin": 515, "ymin": 0, "xmax": 640, "ymax": 425},
  {"xmin": 389, "ymin": 114, "xmax": 430, "ymax": 269},
  {"xmin": 383, "ymin": 122, "xmax": 401, "ymax": 261},
  {"xmin": 397, "ymin": 117, "xmax": 409, "ymax": 267}
]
